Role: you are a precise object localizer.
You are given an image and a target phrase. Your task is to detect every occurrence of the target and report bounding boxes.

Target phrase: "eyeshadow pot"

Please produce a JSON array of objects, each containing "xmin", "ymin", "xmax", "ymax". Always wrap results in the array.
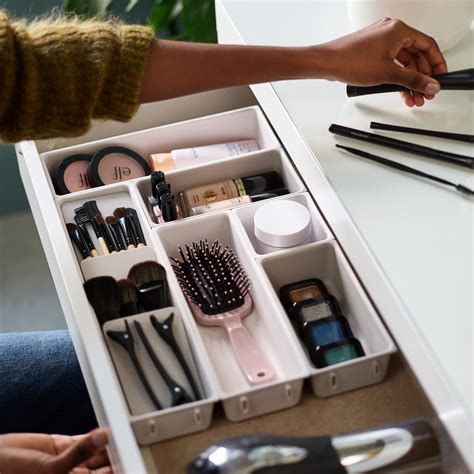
[
  {"xmin": 88, "ymin": 146, "xmax": 151, "ymax": 187},
  {"xmin": 54, "ymin": 154, "xmax": 93, "ymax": 195},
  {"xmin": 311, "ymin": 338, "xmax": 365, "ymax": 368},
  {"xmin": 279, "ymin": 278, "xmax": 329, "ymax": 313},
  {"xmin": 302, "ymin": 316, "xmax": 352, "ymax": 349}
]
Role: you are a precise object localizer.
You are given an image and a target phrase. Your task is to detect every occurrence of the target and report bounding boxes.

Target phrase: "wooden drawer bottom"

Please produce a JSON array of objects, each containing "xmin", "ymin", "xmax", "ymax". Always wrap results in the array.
[{"xmin": 148, "ymin": 353, "xmax": 465, "ymax": 473}]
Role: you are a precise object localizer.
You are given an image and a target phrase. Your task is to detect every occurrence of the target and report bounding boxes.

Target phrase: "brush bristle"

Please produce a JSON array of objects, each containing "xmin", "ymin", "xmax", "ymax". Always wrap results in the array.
[
  {"xmin": 105, "ymin": 216, "xmax": 116, "ymax": 225},
  {"xmin": 128, "ymin": 261, "xmax": 166, "ymax": 285},
  {"xmin": 83, "ymin": 276, "xmax": 120, "ymax": 324},
  {"xmin": 171, "ymin": 240, "xmax": 251, "ymax": 315},
  {"xmin": 117, "ymin": 279, "xmax": 138, "ymax": 305},
  {"xmin": 74, "ymin": 206, "xmax": 90, "ymax": 223},
  {"xmin": 83, "ymin": 201, "xmax": 101, "ymax": 220},
  {"xmin": 113, "ymin": 207, "xmax": 127, "ymax": 219},
  {"xmin": 66, "ymin": 223, "xmax": 78, "ymax": 234}
]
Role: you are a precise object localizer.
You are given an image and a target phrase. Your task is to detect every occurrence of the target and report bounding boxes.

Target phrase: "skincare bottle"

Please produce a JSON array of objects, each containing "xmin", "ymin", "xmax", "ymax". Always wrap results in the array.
[
  {"xmin": 179, "ymin": 171, "xmax": 284, "ymax": 217},
  {"xmin": 150, "ymin": 139, "xmax": 259, "ymax": 172},
  {"xmin": 191, "ymin": 188, "xmax": 290, "ymax": 215}
]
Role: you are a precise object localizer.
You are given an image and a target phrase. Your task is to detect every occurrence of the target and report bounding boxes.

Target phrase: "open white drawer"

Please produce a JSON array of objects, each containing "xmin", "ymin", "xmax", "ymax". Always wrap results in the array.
[{"xmin": 15, "ymin": 86, "xmax": 464, "ymax": 473}]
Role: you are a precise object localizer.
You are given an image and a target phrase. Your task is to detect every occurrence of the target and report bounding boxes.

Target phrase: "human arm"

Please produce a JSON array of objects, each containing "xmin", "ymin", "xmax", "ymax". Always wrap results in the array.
[{"xmin": 140, "ymin": 18, "xmax": 447, "ymax": 107}]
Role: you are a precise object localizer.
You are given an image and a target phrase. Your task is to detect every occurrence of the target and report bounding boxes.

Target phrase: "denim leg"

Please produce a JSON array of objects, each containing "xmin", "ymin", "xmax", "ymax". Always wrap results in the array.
[{"xmin": 0, "ymin": 330, "xmax": 97, "ymax": 435}]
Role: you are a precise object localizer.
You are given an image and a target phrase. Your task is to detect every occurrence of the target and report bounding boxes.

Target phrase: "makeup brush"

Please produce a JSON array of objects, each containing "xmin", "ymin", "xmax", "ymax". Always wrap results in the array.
[
  {"xmin": 126, "ymin": 208, "xmax": 146, "ymax": 247},
  {"xmin": 151, "ymin": 313, "xmax": 201, "ymax": 400},
  {"xmin": 95, "ymin": 214, "xmax": 117, "ymax": 254},
  {"xmin": 171, "ymin": 240, "xmax": 274, "ymax": 385},
  {"xmin": 134, "ymin": 320, "xmax": 193, "ymax": 407},
  {"xmin": 107, "ymin": 320, "xmax": 162, "ymax": 410},
  {"xmin": 128, "ymin": 261, "xmax": 169, "ymax": 311},
  {"xmin": 117, "ymin": 279, "xmax": 140, "ymax": 316},
  {"xmin": 106, "ymin": 216, "xmax": 126, "ymax": 252},
  {"xmin": 77, "ymin": 202, "xmax": 110, "ymax": 255},
  {"xmin": 83, "ymin": 276, "xmax": 121, "ymax": 325},
  {"xmin": 336, "ymin": 144, "xmax": 474, "ymax": 196},
  {"xmin": 370, "ymin": 122, "xmax": 474, "ymax": 143},
  {"xmin": 73, "ymin": 215, "xmax": 98, "ymax": 257},
  {"xmin": 66, "ymin": 223, "xmax": 92, "ymax": 260},
  {"xmin": 347, "ymin": 67, "xmax": 474, "ymax": 97},
  {"xmin": 329, "ymin": 124, "xmax": 474, "ymax": 169},
  {"xmin": 114, "ymin": 207, "xmax": 136, "ymax": 249}
]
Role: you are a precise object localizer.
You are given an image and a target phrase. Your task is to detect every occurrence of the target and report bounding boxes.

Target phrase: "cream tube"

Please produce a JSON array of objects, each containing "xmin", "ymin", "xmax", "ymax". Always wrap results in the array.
[{"xmin": 150, "ymin": 139, "xmax": 259, "ymax": 172}]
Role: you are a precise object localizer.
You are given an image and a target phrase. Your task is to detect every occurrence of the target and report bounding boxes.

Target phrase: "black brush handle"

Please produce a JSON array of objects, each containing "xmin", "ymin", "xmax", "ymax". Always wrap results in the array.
[
  {"xmin": 117, "ymin": 216, "xmax": 137, "ymax": 248},
  {"xmin": 347, "ymin": 68, "xmax": 474, "ymax": 97},
  {"xmin": 108, "ymin": 221, "xmax": 126, "ymax": 252},
  {"xmin": 107, "ymin": 321, "xmax": 162, "ymax": 410},
  {"xmin": 329, "ymin": 123, "xmax": 474, "ymax": 169},
  {"xmin": 150, "ymin": 313, "xmax": 201, "ymax": 401},
  {"xmin": 134, "ymin": 320, "xmax": 192, "ymax": 406},
  {"xmin": 370, "ymin": 121, "xmax": 474, "ymax": 143},
  {"xmin": 187, "ymin": 434, "xmax": 345, "ymax": 474},
  {"xmin": 74, "ymin": 218, "xmax": 97, "ymax": 253},
  {"xmin": 127, "ymin": 209, "xmax": 147, "ymax": 246}
]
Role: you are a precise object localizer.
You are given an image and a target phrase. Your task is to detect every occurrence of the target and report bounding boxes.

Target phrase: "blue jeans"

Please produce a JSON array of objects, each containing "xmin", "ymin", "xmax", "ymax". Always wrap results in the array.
[{"xmin": 0, "ymin": 330, "xmax": 97, "ymax": 435}]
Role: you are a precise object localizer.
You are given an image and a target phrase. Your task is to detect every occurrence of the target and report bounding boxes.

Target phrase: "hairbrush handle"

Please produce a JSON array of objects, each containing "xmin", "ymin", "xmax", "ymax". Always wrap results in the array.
[{"xmin": 223, "ymin": 316, "xmax": 275, "ymax": 385}]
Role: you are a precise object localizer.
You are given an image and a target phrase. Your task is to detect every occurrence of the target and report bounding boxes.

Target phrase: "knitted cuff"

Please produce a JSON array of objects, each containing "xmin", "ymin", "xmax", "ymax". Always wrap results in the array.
[{"xmin": 93, "ymin": 25, "xmax": 154, "ymax": 122}]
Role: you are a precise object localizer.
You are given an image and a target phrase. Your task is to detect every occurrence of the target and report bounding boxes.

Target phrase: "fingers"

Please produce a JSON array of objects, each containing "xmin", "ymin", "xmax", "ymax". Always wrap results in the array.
[{"xmin": 49, "ymin": 429, "xmax": 108, "ymax": 473}]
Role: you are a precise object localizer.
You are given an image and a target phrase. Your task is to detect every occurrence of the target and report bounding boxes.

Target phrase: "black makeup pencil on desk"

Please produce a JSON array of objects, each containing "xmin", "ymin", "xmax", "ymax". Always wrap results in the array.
[
  {"xmin": 329, "ymin": 124, "xmax": 474, "ymax": 169},
  {"xmin": 336, "ymin": 144, "xmax": 474, "ymax": 196},
  {"xmin": 370, "ymin": 122, "xmax": 474, "ymax": 144}
]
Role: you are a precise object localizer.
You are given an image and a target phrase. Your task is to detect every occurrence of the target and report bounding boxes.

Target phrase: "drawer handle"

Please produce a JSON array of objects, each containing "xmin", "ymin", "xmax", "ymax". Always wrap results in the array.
[
  {"xmin": 330, "ymin": 372, "xmax": 337, "ymax": 388},
  {"xmin": 285, "ymin": 384, "xmax": 293, "ymax": 400},
  {"xmin": 148, "ymin": 419, "xmax": 158, "ymax": 437},
  {"xmin": 239, "ymin": 396, "xmax": 250, "ymax": 414},
  {"xmin": 374, "ymin": 360, "xmax": 381, "ymax": 375},
  {"xmin": 194, "ymin": 408, "xmax": 202, "ymax": 425}
]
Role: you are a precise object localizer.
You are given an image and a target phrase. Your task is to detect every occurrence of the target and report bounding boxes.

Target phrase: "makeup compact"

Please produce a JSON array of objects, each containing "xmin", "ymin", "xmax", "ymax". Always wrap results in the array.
[
  {"xmin": 280, "ymin": 278, "xmax": 329, "ymax": 314},
  {"xmin": 54, "ymin": 154, "xmax": 93, "ymax": 195},
  {"xmin": 290, "ymin": 295, "xmax": 342, "ymax": 328},
  {"xmin": 254, "ymin": 200, "xmax": 311, "ymax": 249},
  {"xmin": 312, "ymin": 338, "xmax": 365, "ymax": 368},
  {"xmin": 302, "ymin": 315, "xmax": 352, "ymax": 349},
  {"xmin": 88, "ymin": 146, "xmax": 151, "ymax": 187}
]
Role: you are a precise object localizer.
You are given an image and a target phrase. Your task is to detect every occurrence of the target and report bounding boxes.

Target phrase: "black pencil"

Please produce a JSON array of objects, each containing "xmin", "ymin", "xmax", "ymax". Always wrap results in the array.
[
  {"xmin": 335, "ymin": 144, "xmax": 474, "ymax": 196},
  {"xmin": 329, "ymin": 124, "xmax": 474, "ymax": 169},
  {"xmin": 370, "ymin": 122, "xmax": 474, "ymax": 144}
]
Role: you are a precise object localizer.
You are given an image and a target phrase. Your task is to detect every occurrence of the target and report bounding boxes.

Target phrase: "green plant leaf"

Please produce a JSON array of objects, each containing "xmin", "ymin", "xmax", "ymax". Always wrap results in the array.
[
  {"xmin": 179, "ymin": 0, "xmax": 217, "ymax": 43},
  {"xmin": 148, "ymin": 0, "xmax": 179, "ymax": 33}
]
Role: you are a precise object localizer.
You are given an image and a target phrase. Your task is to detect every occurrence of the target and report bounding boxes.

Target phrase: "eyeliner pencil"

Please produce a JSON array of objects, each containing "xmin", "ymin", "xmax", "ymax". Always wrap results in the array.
[
  {"xmin": 336, "ymin": 144, "xmax": 474, "ymax": 196},
  {"xmin": 329, "ymin": 124, "xmax": 474, "ymax": 169},
  {"xmin": 370, "ymin": 122, "xmax": 474, "ymax": 143}
]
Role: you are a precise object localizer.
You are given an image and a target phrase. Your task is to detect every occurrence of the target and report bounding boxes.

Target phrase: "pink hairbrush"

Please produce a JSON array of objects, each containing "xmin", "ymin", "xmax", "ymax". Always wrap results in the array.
[{"xmin": 171, "ymin": 240, "xmax": 274, "ymax": 385}]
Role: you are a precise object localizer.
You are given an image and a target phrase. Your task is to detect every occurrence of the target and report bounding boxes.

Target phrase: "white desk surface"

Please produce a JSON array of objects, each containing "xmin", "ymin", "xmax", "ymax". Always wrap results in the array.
[{"xmin": 219, "ymin": 0, "xmax": 473, "ymax": 464}]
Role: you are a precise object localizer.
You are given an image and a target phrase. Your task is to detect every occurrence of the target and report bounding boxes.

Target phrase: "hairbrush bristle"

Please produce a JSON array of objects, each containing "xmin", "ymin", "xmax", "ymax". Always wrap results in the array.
[
  {"xmin": 83, "ymin": 276, "xmax": 120, "ymax": 325},
  {"xmin": 171, "ymin": 240, "xmax": 251, "ymax": 315},
  {"xmin": 127, "ymin": 261, "xmax": 166, "ymax": 285}
]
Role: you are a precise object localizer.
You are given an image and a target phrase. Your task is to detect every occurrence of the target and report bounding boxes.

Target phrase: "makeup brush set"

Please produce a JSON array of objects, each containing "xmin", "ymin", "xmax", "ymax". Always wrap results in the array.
[
  {"xmin": 67, "ymin": 200, "xmax": 147, "ymax": 259},
  {"xmin": 84, "ymin": 262, "xmax": 201, "ymax": 412}
]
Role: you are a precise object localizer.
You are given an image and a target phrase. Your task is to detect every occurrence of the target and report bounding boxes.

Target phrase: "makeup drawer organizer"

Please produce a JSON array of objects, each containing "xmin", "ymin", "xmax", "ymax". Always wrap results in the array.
[{"xmin": 18, "ymin": 88, "xmax": 412, "ymax": 472}]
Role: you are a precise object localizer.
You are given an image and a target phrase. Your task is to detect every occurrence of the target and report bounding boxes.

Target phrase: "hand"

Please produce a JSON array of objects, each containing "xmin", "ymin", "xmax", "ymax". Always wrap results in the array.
[
  {"xmin": 0, "ymin": 428, "xmax": 111, "ymax": 473},
  {"xmin": 320, "ymin": 17, "xmax": 448, "ymax": 107}
]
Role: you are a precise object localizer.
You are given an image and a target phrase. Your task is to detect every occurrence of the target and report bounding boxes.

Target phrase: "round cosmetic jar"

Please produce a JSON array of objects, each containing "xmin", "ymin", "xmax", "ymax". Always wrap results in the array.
[
  {"xmin": 54, "ymin": 154, "xmax": 93, "ymax": 195},
  {"xmin": 254, "ymin": 200, "xmax": 311, "ymax": 248},
  {"xmin": 88, "ymin": 146, "xmax": 151, "ymax": 187}
]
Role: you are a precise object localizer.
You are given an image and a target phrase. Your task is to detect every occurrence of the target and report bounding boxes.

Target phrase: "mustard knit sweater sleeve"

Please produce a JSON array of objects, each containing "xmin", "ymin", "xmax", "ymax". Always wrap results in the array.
[{"xmin": 0, "ymin": 11, "xmax": 154, "ymax": 143}]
